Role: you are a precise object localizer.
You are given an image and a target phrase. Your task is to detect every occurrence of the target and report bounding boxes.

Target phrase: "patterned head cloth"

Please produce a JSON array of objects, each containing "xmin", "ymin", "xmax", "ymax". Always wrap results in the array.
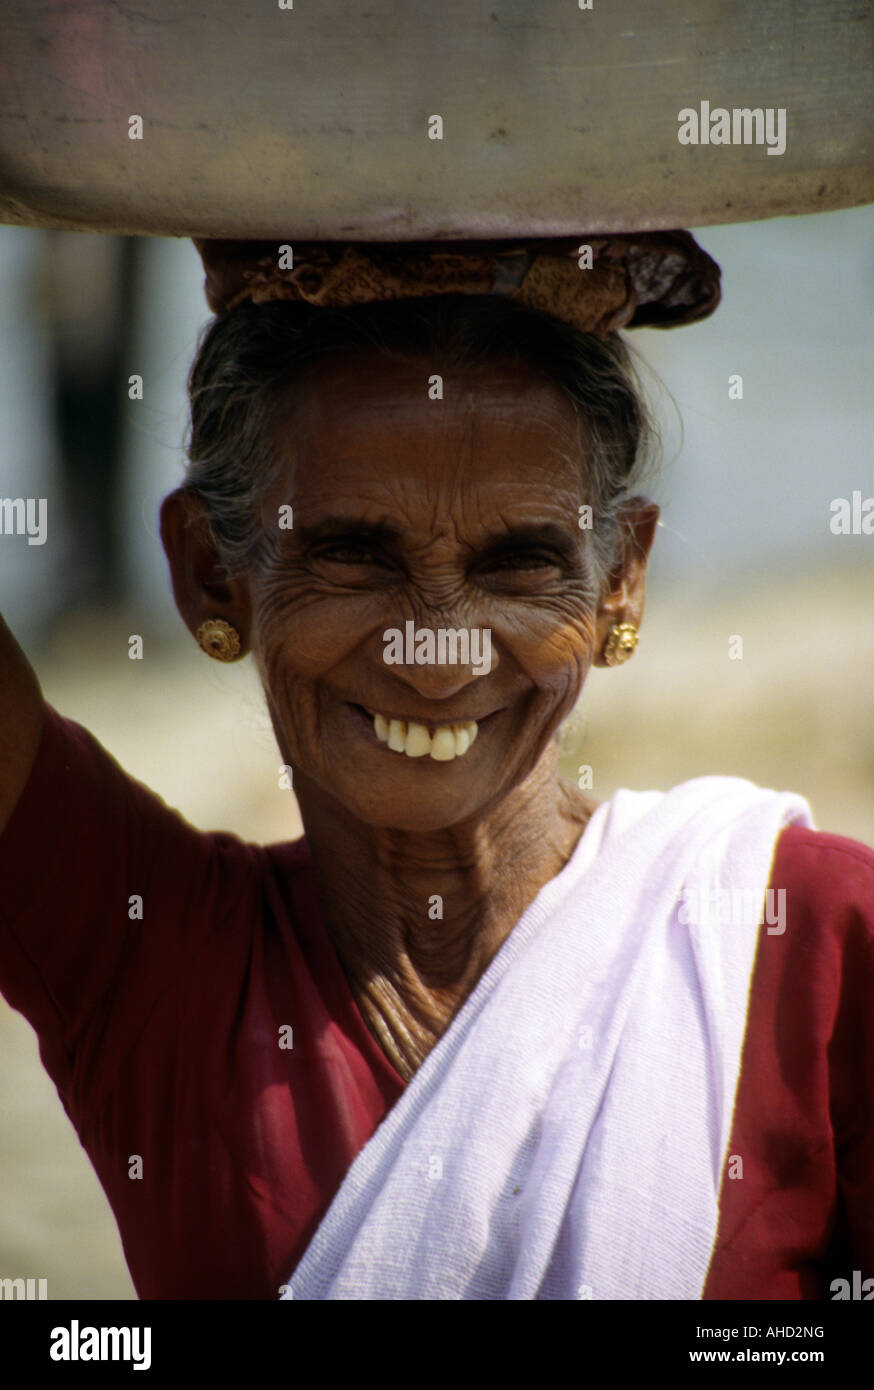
[{"xmin": 193, "ymin": 230, "xmax": 721, "ymax": 337}]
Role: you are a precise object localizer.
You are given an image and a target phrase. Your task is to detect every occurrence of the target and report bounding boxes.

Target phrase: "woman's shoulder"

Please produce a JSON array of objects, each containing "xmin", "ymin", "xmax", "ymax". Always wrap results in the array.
[
  {"xmin": 652, "ymin": 773, "xmax": 874, "ymax": 912},
  {"xmin": 776, "ymin": 819, "xmax": 874, "ymax": 860},
  {"xmin": 771, "ymin": 821, "xmax": 874, "ymax": 917},
  {"xmin": 7, "ymin": 700, "xmax": 264, "ymax": 853},
  {"xmin": 0, "ymin": 700, "xmax": 274, "ymax": 952},
  {"xmin": 757, "ymin": 822, "xmax": 874, "ymax": 1032},
  {"xmin": 4, "ymin": 698, "xmax": 317, "ymax": 906}
]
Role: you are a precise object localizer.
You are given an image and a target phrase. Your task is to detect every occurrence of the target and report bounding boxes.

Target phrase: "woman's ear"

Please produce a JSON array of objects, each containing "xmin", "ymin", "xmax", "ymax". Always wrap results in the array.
[
  {"xmin": 159, "ymin": 489, "xmax": 252, "ymax": 653},
  {"xmin": 591, "ymin": 498, "xmax": 660, "ymax": 668}
]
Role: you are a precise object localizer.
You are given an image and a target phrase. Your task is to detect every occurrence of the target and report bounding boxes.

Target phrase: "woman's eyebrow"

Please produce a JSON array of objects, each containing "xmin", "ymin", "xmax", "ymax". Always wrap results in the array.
[
  {"xmin": 480, "ymin": 523, "xmax": 580, "ymax": 558},
  {"xmin": 296, "ymin": 518, "xmax": 403, "ymax": 546},
  {"xmin": 295, "ymin": 518, "xmax": 580, "ymax": 556}
]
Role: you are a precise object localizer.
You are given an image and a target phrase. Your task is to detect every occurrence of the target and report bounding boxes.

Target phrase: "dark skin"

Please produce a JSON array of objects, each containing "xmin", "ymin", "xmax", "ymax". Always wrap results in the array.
[{"xmin": 161, "ymin": 353, "xmax": 659, "ymax": 1081}]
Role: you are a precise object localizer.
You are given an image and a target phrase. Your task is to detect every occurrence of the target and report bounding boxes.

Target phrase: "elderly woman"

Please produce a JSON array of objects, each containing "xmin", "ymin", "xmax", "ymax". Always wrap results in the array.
[{"xmin": 1, "ymin": 233, "xmax": 873, "ymax": 1302}]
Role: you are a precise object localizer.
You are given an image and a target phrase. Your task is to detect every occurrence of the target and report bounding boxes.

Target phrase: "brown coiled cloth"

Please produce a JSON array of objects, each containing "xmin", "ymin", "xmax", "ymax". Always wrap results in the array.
[{"xmin": 193, "ymin": 230, "xmax": 721, "ymax": 336}]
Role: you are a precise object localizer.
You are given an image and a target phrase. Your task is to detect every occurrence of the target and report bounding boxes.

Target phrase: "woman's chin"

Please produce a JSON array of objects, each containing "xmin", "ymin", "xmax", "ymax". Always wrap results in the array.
[
  {"xmin": 336, "ymin": 784, "xmax": 489, "ymax": 833},
  {"xmin": 295, "ymin": 703, "xmax": 508, "ymax": 829}
]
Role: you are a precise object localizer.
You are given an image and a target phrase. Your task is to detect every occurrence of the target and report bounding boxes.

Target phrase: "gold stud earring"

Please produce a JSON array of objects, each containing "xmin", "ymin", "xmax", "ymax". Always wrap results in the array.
[
  {"xmin": 603, "ymin": 622, "xmax": 639, "ymax": 666},
  {"xmin": 195, "ymin": 618, "xmax": 242, "ymax": 662}
]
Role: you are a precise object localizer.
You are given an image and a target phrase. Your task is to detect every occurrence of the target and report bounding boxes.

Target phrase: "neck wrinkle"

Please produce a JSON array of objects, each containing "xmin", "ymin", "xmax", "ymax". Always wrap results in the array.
[{"xmin": 296, "ymin": 756, "xmax": 595, "ymax": 1080}]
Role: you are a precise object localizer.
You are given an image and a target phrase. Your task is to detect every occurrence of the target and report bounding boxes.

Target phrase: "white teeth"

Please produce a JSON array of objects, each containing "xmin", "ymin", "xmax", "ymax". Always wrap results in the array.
[
  {"xmin": 430, "ymin": 727, "xmax": 457, "ymax": 761},
  {"xmin": 387, "ymin": 719, "xmax": 407, "ymax": 752},
  {"xmin": 366, "ymin": 708, "xmax": 481, "ymax": 759},
  {"xmin": 404, "ymin": 722, "xmax": 432, "ymax": 757}
]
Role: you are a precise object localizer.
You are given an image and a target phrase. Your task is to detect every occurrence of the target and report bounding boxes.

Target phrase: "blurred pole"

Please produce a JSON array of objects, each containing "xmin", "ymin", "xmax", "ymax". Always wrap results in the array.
[
  {"xmin": 120, "ymin": 236, "xmax": 210, "ymax": 638},
  {"xmin": 0, "ymin": 227, "xmax": 63, "ymax": 645},
  {"xmin": 44, "ymin": 233, "xmax": 140, "ymax": 609}
]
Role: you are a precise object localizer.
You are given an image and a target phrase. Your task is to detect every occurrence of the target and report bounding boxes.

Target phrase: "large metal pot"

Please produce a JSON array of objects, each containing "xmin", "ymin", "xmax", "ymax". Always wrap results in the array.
[{"xmin": 1, "ymin": 0, "xmax": 871, "ymax": 238}]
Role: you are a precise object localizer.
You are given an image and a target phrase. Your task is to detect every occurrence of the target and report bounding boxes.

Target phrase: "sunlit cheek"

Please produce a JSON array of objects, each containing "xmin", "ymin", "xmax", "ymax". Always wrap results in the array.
[
  {"xmin": 252, "ymin": 583, "xmax": 379, "ymax": 678},
  {"xmin": 520, "ymin": 606, "xmax": 597, "ymax": 682},
  {"xmin": 263, "ymin": 671, "xmax": 349, "ymax": 788}
]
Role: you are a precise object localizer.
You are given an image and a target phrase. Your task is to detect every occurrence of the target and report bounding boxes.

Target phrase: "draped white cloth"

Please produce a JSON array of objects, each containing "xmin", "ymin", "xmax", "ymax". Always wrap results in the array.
[{"xmin": 281, "ymin": 776, "xmax": 814, "ymax": 1301}]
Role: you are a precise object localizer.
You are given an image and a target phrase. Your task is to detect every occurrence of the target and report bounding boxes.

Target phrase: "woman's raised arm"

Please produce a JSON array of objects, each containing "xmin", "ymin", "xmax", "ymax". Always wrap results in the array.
[{"xmin": 0, "ymin": 613, "xmax": 45, "ymax": 837}]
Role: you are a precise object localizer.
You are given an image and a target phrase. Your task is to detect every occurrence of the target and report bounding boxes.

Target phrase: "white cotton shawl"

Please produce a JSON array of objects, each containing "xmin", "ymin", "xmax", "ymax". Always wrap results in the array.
[{"xmin": 280, "ymin": 776, "xmax": 814, "ymax": 1301}]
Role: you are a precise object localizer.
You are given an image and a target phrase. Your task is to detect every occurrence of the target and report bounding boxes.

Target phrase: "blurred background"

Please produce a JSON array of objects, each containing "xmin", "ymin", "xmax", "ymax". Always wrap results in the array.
[{"xmin": 0, "ymin": 207, "xmax": 872, "ymax": 1298}]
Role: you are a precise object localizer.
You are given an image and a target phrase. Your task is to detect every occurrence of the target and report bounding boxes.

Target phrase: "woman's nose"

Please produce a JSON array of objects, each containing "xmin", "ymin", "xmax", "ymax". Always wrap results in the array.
[{"xmin": 378, "ymin": 618, "xmax": 497, "ymax": 697}]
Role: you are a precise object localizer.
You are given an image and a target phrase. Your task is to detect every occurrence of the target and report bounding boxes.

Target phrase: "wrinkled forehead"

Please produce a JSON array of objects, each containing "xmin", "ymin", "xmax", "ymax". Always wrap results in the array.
[{"xmin": 269, "ymin": 353, "xmax": 587, "ymax": 502}]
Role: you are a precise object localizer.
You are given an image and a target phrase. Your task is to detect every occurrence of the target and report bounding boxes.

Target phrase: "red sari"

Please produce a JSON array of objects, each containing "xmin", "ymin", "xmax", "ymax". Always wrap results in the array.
[{"xmin": 1, "ymin": 706, "xmax": 872, "ymax": 1299}]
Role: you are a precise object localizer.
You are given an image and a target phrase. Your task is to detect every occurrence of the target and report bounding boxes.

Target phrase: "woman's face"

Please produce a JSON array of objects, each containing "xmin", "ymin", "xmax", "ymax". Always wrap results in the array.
[{"xmin": 241, "ymin": 353, "xmax": 651, "ymax": 832}]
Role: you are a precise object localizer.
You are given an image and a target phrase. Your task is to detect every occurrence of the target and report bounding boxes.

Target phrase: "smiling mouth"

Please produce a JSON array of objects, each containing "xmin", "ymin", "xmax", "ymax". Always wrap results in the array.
[{"xmin": 350, "ymin": 704, "xmax": 492, "ymax": 760}]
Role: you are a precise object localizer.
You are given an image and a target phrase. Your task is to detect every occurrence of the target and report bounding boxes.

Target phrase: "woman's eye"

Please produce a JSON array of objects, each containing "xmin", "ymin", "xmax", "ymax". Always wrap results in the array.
[
  {"xmin": 488, "ymin": 551, "xmax": 560, "ymax": 571},
  {"xmin": 317, "ymin": 544, "xmax": 382, "ymax": 564}
]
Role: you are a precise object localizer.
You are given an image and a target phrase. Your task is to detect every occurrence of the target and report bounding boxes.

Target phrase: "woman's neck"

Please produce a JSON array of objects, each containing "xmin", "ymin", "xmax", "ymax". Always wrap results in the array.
[{"xmin": 293, "ymin": 751, "xmax": 596, "ymax": 1081}]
